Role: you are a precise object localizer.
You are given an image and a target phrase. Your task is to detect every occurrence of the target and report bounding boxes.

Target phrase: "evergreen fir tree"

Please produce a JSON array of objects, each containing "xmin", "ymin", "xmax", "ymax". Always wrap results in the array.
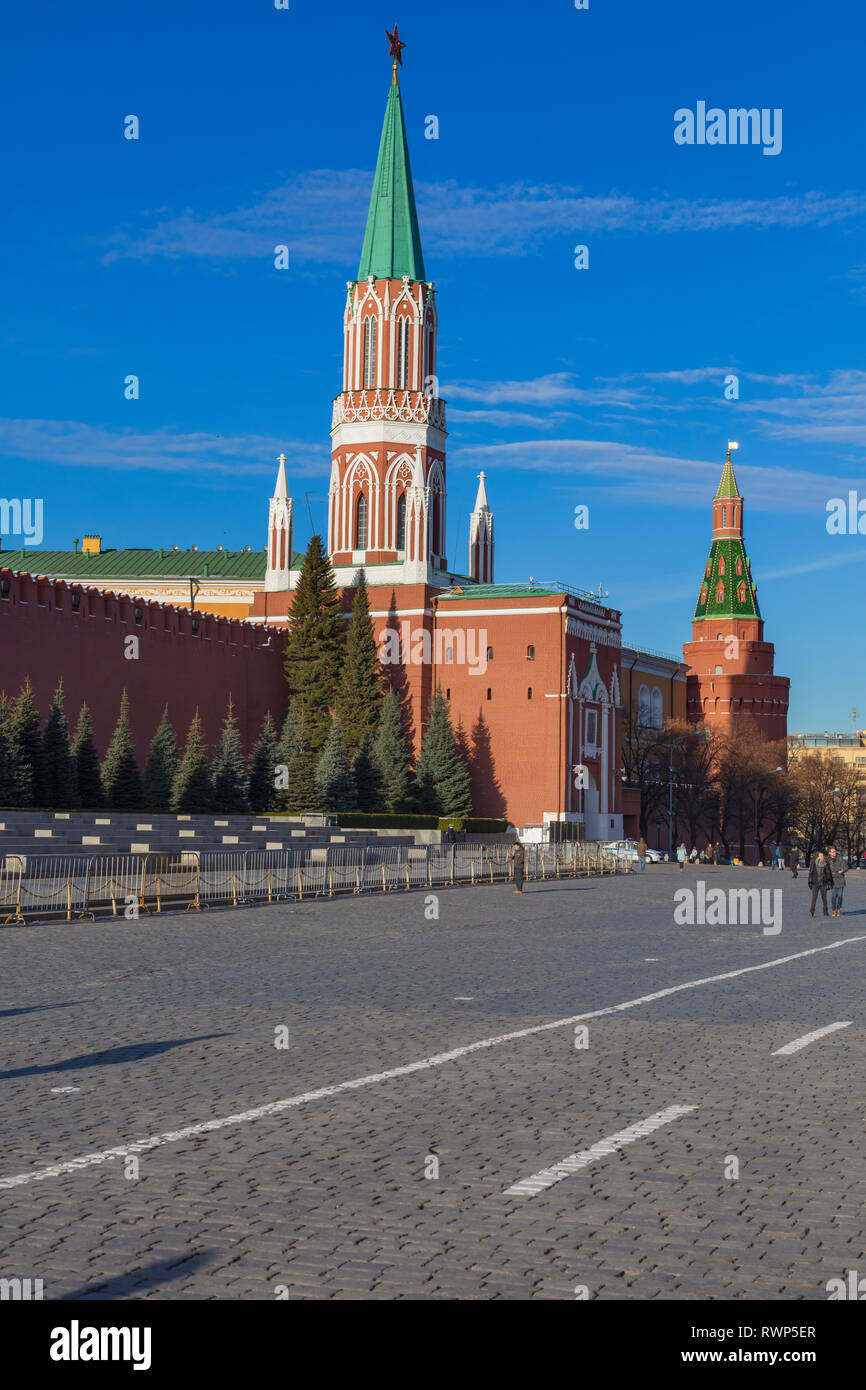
[
  {"xmin": 211, "ymin": 698, "xmax": 250, "ymax": 813},
  {"xmin": 170, "ymin": 711, "xmax": 213, "ymax": 813},
  {"xmin": 10, "ymin": 678, "xmax": 45, "ymax": 806},
  {"xmin": 101, "ymin": 689, "xmax": 144, "ymax": 809},
  {"xmin": 372, "ymin": 688, "xmax": 415, "ymax": 812},
  {"xmin": 335, "ymin": 569, "xmax": 383, "ymax": 756},
  {"xmin": 70, "ymin": 703, "xmax": 103, "ymax": 808},
  {"xmin": 0, "ymin": 694, "xmax": 25, "ymax": 806},
  {"xmin": 352, "ymin": 730, "xmax": 383, "ymax": 812},
  {"xmin": 143, "ymin": 707, "xmax": 179, "ymax": 812},
  {"xmin": 248, "ymin": 711, "xmax": 280, "ymax": 814},
  {"xmin": 42, "ymin": 680, "xmax": 80, "ymax": 808},
  {"xmin": 286, "ymin": 712, "xmax": 321, "ymax": 813},
  {"xmin": 274, "ymin": 699, "xmax": 300, "ymax": 810},
  {"xmin": 315, "ymin": 719, "xmax": 357, "ymax": 812},
  {"xmin": 415, "ymin": 687, "xmax": 472, "ymax": 817},
  {"xmin": 283, "ymin": 534, "xmax": 344, "ymax": 750}
]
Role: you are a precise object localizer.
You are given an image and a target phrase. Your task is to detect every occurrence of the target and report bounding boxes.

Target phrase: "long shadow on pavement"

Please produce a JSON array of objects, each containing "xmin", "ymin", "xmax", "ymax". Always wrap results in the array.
[
  {"xmin": 0, "ymin": 1001, "xmax": 93, "ymax": 1019},
  {"xmin": 57, "ymin": 1250, "xmax": 217, "ymax": 1300},
  {"xmin": 0, "ymin": 1034, "xmax": 231, "ymax": 1080}
]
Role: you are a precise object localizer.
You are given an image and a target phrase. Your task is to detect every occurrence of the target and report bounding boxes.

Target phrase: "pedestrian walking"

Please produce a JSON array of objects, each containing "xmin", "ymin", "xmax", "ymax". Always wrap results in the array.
[
  {"xmin": 676, "ymin": 843, "xmax": 688, "ymax": 872},
  {"xmin": 828, "ymin": 847, "xmax": 847, "ymax": 917},
  {"xmin": 636, "ymin": 836, "xmax": 648, "ymax": 872},
  {"xmin": 808, "ymin": 850, "xmax": 833, "ymax": 918},
  {"xmin": 511, "ymin": 840, "xmax": 525, "ymax": 894},
  {"xmin": 787, "ymin": 845, "xmax": 799, "ymax": 879}
]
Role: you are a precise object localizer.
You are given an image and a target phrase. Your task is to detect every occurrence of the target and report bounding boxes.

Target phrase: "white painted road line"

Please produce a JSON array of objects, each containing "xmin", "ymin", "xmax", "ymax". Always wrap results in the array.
[
  {"xmin": 771, "ymin": 1021, "xmax": 853, "ymax": 1055},
  {"xmin": 1, "ymin": 933, "xmax": 864, "ymax": 1191},
  {"xmin": 504, "ymin": 1105, "xmax": 697, "ymax": 1197}
]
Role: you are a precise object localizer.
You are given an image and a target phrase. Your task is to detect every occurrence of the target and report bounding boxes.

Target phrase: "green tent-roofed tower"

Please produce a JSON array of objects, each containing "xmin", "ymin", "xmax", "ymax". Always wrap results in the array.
[
  {"xmin": 692, "ymin": 448, "xmax": 760, "ymax": 622},
  {"xmin": 683, "ymin": 445, "xmax": 789, "ymax": 742},
  {"xmin": 357, "ymin": 65, "xmax": 425, "ymax": 283}
]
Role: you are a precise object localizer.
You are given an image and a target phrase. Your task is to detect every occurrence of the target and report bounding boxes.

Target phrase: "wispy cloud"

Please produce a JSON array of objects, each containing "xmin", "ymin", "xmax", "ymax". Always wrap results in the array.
[
  {"xmin": 741, "ymin": 369, "xmax": 866, "ymax": 446},
  {"xmin": 446, "ymin": 366, "xmax": 866, "ymax": 456},
  {"xmin": 103, "ymin": 174, "xmax": 866, "ymax": 265},
  {"xmin": 447, "ymin": 372, "xmax": 647, "ymax": 408},
  {"xmin": 450, "ymin": 435, "xmax": 859, "ymax": 512},
  {"xmin": 0, "ymin": 418, "xmax": 325, "ymax": 478}
]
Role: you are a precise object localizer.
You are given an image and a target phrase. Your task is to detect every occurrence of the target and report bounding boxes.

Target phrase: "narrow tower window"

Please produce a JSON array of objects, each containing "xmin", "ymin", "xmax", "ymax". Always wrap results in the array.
[
  {"xmin": 721, "ymin": 505, "xmax": 727, "ymax": 527},
  {"xmin": 363, "ymin": 317, "xmax": 377, "ymax": 389},
  {"xmin": 396, "ymin": 493, "xmax": 406, "ymax": 550},
  {"xmin": 396, "ymin": 317, "xmax": 410, "ymax": 389},
  {"xmin": 356, "ymin": 493, "xmax": 368, "ymax": 549}
]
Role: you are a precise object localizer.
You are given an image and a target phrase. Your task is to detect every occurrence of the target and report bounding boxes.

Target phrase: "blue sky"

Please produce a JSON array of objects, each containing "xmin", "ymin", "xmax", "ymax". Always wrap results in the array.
[{"xmin": 2, "ymin": 0, "xmax": 865, "ymax": 731}]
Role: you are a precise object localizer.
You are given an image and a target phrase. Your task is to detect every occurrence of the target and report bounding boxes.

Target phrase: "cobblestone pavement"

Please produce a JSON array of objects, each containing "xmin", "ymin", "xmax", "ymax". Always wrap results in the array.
[{"xmin": 1, "ymin": 865, "xmax": 864, "ymax": 1299}]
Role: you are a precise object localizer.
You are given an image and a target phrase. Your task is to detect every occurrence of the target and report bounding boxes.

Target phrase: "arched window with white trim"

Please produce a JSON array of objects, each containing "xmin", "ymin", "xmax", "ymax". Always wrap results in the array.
[
  {"xmin": 356, "ymin": 493, "xmax": 368, "ymax": 549},
  {"xmin": 362, "ymin": 317, "xmax": 377, "ymax": 389},
  {"xmin": 651, "ymin": 687, "xmax": 663, "ymax": 729},
  {"xmin": 638, "ymin": 683, "xmax": 650, "ymax": 726},
  {"xmin": 396, "ymin": 316, "xmax": 410, "ymax": 389},
  {"xmin": 395, "ymin": 493, "xmax": 406, "ymax": 550}
]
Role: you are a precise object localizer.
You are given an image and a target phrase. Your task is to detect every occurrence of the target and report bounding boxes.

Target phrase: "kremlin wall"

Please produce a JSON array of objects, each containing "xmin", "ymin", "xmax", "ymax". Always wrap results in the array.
[
  {"xmin": 0, "ymin": 59, "xmax": 789, "ymax": 834},
  {"xmin": 0, "ymin": 569, "xmax": 286, "ymax": 765}
]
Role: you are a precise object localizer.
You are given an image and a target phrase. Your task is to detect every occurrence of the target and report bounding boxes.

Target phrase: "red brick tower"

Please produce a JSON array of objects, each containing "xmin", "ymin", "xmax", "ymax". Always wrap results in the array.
[
  {"xmin": 328, "ymin": 50, "xmax": 446, "ymax": 585},
  {"xmin": 683, "ymin": 447, "xmax": 789, "ymax": 740}
]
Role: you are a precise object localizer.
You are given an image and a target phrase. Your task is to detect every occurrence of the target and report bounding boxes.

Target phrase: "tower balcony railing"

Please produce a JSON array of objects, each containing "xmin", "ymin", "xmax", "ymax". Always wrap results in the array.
[{"xmin": 332, "ymin": 389, "xmax": 447, "ymax": 430}]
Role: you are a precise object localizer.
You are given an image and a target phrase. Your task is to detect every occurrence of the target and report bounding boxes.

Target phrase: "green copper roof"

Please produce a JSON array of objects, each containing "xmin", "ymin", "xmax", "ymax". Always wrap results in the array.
[
  {"xmin": 715, "ymin": 453, "xmax": 742, "ymax": 500},
  {"xmin": 357, "ymin": 78, "xmax": 426, "ymax": 282},
  {"xmin": 693, "ymin": 539, "xmax": 760, "ymax": 621},
  {"xmin": 1, "ymin": 547, "xmax": 280, "ymax": 582},
  {"xmin": 437, "ymin": 584, "xmax": 561, "ymax": 600}
]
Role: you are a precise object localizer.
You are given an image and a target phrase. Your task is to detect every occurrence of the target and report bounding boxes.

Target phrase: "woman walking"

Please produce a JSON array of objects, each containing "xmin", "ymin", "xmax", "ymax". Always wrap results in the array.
[
  {"xmin": 511, "ymin": 840, "xmax": 526, "ymax": 894},
  {"xmin": 677, "ymin": 843, "xmax": 688, "ymax": 873},
  {"xmin": 828, "ymin": 847, "xmax": 846, "ymax": 917},
  {"xmin": 808, "ymin": 850, "xmax": 833, "ymax": 918}
]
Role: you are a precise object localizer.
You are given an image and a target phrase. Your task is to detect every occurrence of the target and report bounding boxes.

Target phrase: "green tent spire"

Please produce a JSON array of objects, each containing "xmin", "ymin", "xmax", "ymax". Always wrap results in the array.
[
  {"xmin": 715, "ymin": 448, "xmax": 742, "ymax": 500},
  {"xmin": 357, "ymin": 74, "xmax": 426, "ymax": 283}
]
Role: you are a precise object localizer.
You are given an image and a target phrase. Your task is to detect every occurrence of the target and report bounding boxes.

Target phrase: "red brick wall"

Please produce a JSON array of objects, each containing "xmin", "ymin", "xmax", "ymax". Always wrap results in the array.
[
  {"xmin": 432, "ymin": 600, "xmax": 565, "ymax": 824},
  {"xmin": 0, "ymin": 570, "xmax": 288, "ymax": 761}
]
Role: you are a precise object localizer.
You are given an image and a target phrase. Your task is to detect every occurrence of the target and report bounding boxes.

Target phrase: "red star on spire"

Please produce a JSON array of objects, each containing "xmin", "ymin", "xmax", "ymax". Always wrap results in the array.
[{"xmin": 386, "ymin": 24, "xmax": 406, "ymax": 67}]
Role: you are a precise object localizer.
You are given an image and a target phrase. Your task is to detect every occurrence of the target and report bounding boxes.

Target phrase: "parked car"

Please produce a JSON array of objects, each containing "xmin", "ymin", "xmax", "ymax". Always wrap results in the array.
[{"xmin": 602, "ymin": 838, "xmax": 661, "ymax": 864}]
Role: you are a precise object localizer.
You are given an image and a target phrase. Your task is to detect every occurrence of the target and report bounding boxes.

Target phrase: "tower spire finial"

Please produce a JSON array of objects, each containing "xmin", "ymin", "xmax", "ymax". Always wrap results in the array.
[
  {"xmin": 386, "ymin": 24, "xmax": 406, "ymax": 84},
  {"xmin": 357, "ymin": 29, "xmax": 425, "ymax": 282}
]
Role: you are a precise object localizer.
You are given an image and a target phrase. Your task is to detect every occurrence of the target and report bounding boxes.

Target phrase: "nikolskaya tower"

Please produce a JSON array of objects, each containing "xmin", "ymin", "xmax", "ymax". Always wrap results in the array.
[{"xmin": 263, "ymin": 25, "xmax": 494, "ymax": 596}]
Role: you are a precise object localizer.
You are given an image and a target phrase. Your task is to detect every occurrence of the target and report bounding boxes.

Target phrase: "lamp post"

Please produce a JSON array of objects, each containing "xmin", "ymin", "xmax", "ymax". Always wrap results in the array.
[{"xmin": 668, "ymin": 742, "xmax": 674, "ymax": 859}]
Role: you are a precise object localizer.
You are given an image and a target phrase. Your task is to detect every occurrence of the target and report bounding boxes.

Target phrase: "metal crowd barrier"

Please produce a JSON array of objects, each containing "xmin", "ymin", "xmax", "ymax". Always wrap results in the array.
[{"xmin": 1, "ymin": 839, "xmax": 632, "ymax": 926}]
